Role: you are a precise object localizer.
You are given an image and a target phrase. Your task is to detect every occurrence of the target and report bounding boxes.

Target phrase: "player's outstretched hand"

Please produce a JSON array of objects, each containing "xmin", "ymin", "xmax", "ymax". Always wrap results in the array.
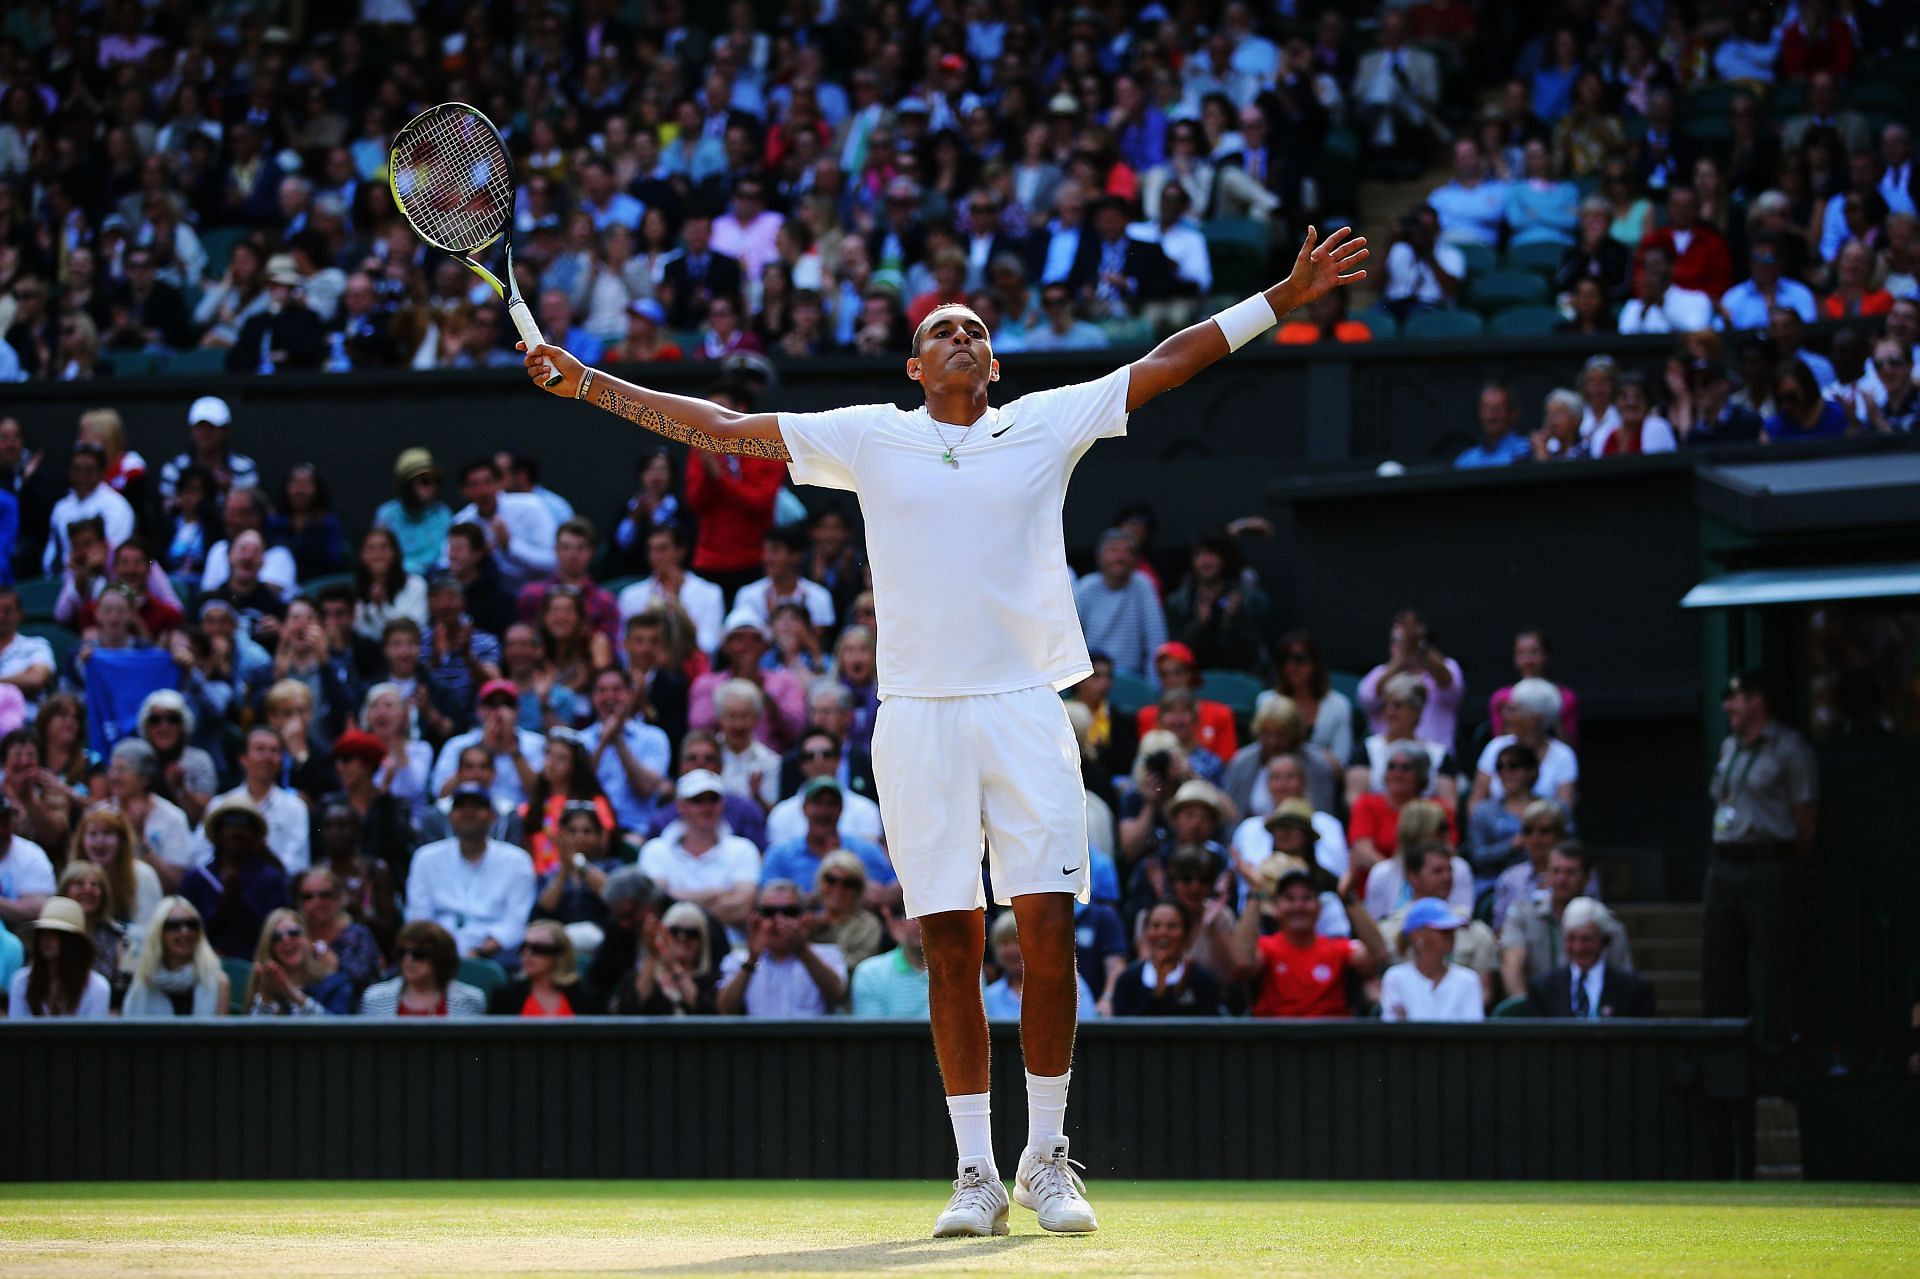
[
  {"xmin": 517, "ymin": 341, "xmax": 584, "ymax": 398},
  {"xmin": 1284, "ymin": 225, "xmax": 1369, "ymax": 308}
]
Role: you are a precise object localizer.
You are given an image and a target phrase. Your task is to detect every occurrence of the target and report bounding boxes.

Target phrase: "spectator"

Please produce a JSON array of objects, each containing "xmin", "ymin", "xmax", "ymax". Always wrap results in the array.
[
  {"xmin": 1714, "ymin": 7, "xmax": 1780, "ymax": 84},
  {"xmin": 731, "ymin": 523, "xmax": 836, "ymax": 635},
  {"xmin": 619, "ymin": 525, "xmax": 726, "ymax": 658},
  {"xmin": 1073, "ymin": 529, "xmax": 1167, "ymax": 681},
  {"xmin": 442, "ymin": 523, "xmax": 520, "ymax": 641},
  {"xmin": 1222, "ymin": 693, "xmax": 1335, "ymax": 822},
  {"xmin": 242, "ymin": 907, "xmax": 354, "ymax": 1015},
  {"xmin": 1358, "ymin": 606, "xmax": 1463, "ymax": 745},
  {"xmin": 638, "ymin": 770, "xmax": 761, "ymax": 934},
  {"xmin": 1501, "ymin": 842, "xmax": 1630, "ymax": 996},
  {"xmin": 405, "ymin": 782, "xmax": 536, "ymax": 962},
  {"xmin": 1721, "ymin": 234, "xmax": 1819, "ymax": 332},
  {"xmin": 1229, "ymin": 858, "xmax": 1387, "ymax": 1018},
  {"xmin": 1526, "ymin": 897, "xmax": 1656, "ymax": 1017},
  {"xmin": 178, "ymin": 794, "xmax": 288, "ymax": 959},
  {"xmin": 762, "ymin": 777, "xmax": 893, "ymax": 901},
  {"xmin": 373, "ymin": 449, "xmax": 452, "ymax": 578},
  {"xmin": 717, "ymin": 879, "xmax": 847, "ymax": 1017},
  {"xmin": 1555, "ymin": 274, "xmax": 1616, "ymax": 337},
  {"xmin": 1359, "ymin": 796, "xmax": 1472, "ymax": 920},
  {"xmin": 1231, "ymin": 763, "xmax": 1351, "ymax": 888},
  {"xmin": 1468, "ymin": 747, "xmax": 1549, "ymax": 883},
  {"xmin": 518, "ymin": 735, "xmax": 615, "ymax": 880},
  {"xmin": 684, "ymin": 390, "xmax": 784, "ymax": 598},
  {"xmin": 1765, "ymin": 359, "xmax": 1850, "ymax": 443},
  {"xmin": 1505, "ymin": 139, "xmax": 1580, "ymax": 247},
  {"xmin": 491, "ymin": 919, "xmax": 599, "ymax": 1017},
  {"xmin": 1552, "ymin": 70, "xmax": 1627, "ymax": 181},
  {"xmin": 1679, "ymin": 356, "xmax": 1767, "ymax": 447},
  {"xmin": 107, "ymin": 738, "xmax": 193, "ymax": 891},
  {"xmin": 103, "ymin": 247, "xmax": 193, "ymax": 352},
  {"xmin": 605, "ymin": 298, "xmax": 683, "ymax": 364},
  {"xmin": 1454, "ymin": 381, "xmax": 1532, "ymax": 469},
  {"xmin": 134, "ymin": 690, "xmax": 217, "ymax": 828},
  {"xmin": 1620, "ymin": 243, "xmax": 1715, "ymax": 334},
  {"xmin": 1591, "ymin": 373, "xmax": 1677, "ymax": 456},
  {"xmin": 1473, "ymin": 678, "xmax": 1578, "ymax": 811},
  {"xmin": 197, "ymin": 727, "xmax": 311, "ymax": 874},
  {"xmin": 1137, "ymin": 643, "xmax": 1239, "ymax": 758},
  {"xmin": 1023, "ymin": 283, "xmax": 1111, "ymax": 351},
  {"xmin": 68, "ymin": 807, "xmax": 158, "ymax": 953},
  {"xmin": 618, "ymin": 899, "xmax": 720, "ymax": 1017},
  {"xmin": 1379, "ymin": 897, "xmax": 1485, "ymax": 1022},
  {"xmin": 1822, "ymin": 240, "xmax": 1894, "ymax": 321},
  {"xmin": 1353, "ymin": 9, "xmax": 1444, "ymax": 169},
  {"xmin": 74, "ymin": 408, "xmax": 146, "ymax": 497},
  {"xmin": 606, "ymin": 452, "xmax": 685, "ymax": 581},
  {"xmin": 576, "ymin": 667, "xmax": 670, "ymax": 834},
  {"xmin": 983, "ymin": 908, "xmax": 1099, "ymax": 1022},
  {"xmin": 6, "ymin": 896, "xmax": 111, "ymax": 1018},
  {"xmin": 44, "ymin": 442, "xmax": 136, "ymax": 578},
  {"xmin": 1704, "ymin": 669, "xmax": 1816, "ymax": 1067},
  {"xmin": 357, "ymin": 920, "xmax": 488, "ymax": 1016},
  {"xmin": 429, "ymin": 680, "xmax": 545, "ymax": 810},
  {"xmin": 226, "ymin": 257, "xmax": 325, "ymax": 374},
  {"xmin": 1111, "ymin": 901, "xmax": 1225, "ymax": 1017},
  {"xmin": 449, "ymin": 457, "xmax": 558, "ymax": 593},
  {"xmin": 1429, "ymin": 139, "xmax": 1506, "ymax": 248},
  {"xmin": 1557, "ymin": 198, "xmax": 1634, "ymax": 306},
  {"xmin": 659, "ymin": 215, "xmax": 744, "ymax": 331},
  {"xmin": 269, "ymin": 464, "xmax": 344, "ymax": 583},
  {"xmin": 804, "ymin": 850, "xmax": 888, "ymax": 974},
  {"xmin": 1163, "ymin": 532, "xmax": 1270, "ymax": 676},
  {"xmin": 294, "ymin": 864, "xmax": 383, "ymax": 996},
  {"xmin": 1380, "ymin": 205, "xmax": 1464, "ymax": 319},
  {"xmin": 1489, "ymin": 804, "xmax": 1584, "ymax": 933},
  {"xmin": 1863, "ymin": 340, "xmax": 1920, "ymax": 434},
  {"xmin": 121, "ymin": 896, "xmax": 228, "ymax": 1017},
  {"xmin": 850, "ymin": 906, "xmax": 932, "ymax": 1018}
]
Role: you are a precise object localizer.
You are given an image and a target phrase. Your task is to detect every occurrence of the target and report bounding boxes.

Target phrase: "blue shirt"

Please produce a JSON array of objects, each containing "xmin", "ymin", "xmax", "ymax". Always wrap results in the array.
[
  {"xmin": 1073, "ymin": 900, "xmax": 1127, "ymax": 994},
  {"xmin": 985, "ymin": 971, "xmax": 1099, "ymax": 1021},
  {"xmin": 761, "ymin": 835, "xmax": 897, "ymax": 890},
  {"xmin": 1454, "ymin": 432, "xmax": 1532, "ymax": 469},
  {"xmin": 1765, "ymin": 401, "xmax": 1848, "ymax": 443},
  {"xmin": 1428, "ymin": 179, "xmax": 1508, "ymax": 247},
  {"xmin": 1719, "ymin": 278, "xmax": 1817, "ymax": 331},
  {"xmin": 583, "ymin": 191, "xmax": 643, "ymax": 232},
  {"xmin": 578, "ymin": 717, "xmax": 672, "ymax": 831}
]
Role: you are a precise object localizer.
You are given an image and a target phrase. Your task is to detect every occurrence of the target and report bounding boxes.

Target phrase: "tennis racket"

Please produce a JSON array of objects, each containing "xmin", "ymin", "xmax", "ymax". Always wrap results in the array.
[{"xmin": 388, "ymin": 101, "xmax": 561, "ymax": 387}]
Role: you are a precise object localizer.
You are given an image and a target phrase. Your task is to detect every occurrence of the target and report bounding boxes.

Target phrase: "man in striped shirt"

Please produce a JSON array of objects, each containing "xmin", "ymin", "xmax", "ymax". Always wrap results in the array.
[
  {"xmin": 851, "ymin": 912, "xmax": 931, "ymax": 1017},
  {"xmin": 1073, "ymin": 528, "xmax": 1167, "ymax": 679}
]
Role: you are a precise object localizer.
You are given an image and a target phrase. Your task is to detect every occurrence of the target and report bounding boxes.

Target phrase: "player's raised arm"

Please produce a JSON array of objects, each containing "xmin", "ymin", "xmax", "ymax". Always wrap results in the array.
[
  {"xmin": 518, "ymin": 342, "xmax": 791, "ymax": 461},
  {"xmin": 1123, "ymin": 225, "xmax": 1370, "ymax": 413}
]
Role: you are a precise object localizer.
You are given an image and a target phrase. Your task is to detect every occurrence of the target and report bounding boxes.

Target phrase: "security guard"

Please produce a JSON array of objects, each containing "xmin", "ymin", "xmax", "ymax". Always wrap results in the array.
[{"xmin": 1703, "ymin": 670, "xmax": 1817, "ymax": 1074}]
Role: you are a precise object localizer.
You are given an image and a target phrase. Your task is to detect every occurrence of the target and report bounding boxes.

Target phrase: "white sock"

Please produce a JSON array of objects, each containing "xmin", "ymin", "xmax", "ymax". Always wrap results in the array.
[
  {"xmin": 946, "ymin": 1092, "xmax": 994, "ymax": 1175},
  {"xmin": 1025, "ymin": 1069, "xmax": 1070, "ymax": 1153}
]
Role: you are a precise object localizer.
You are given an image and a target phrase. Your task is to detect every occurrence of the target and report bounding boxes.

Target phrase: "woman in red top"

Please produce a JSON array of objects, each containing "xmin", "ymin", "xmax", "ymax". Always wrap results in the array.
[
  {"xmin": 1821, "ymin": 239, "xmax": 1893, "ymax": 320},
  {"xmin": 1228, "ymin": 860, "xmax": 1388, "ymax": 1018},
  {"xmin": 358, "ymin": 921, "xmax": 487, "ymax": 1016},
  {"xmin": 490, "ymin": 920, "xmax": 598, "ymax": 1016},
  {"xmin": 518, "ymin": 735, "xmax": 615, "ymax": 877},
  {"xmin": 1347, "ymin": 744, "xmax": 1458, "ymax": 896}
]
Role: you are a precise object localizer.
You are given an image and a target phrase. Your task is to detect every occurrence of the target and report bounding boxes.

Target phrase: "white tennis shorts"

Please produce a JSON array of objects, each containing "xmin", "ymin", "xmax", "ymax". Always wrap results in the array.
[{"xmin": 871, "ymin": 685, "xmax": 1092, "ymax": 918}]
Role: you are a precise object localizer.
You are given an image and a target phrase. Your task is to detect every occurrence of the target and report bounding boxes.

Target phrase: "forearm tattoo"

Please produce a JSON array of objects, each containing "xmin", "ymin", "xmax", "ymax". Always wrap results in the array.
[{"xmin": 591, "ymin": 378, "xmax": 790, "ymax": 460}]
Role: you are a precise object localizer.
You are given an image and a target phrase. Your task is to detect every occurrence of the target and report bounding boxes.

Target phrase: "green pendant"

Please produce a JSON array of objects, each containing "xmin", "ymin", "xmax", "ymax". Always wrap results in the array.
[{"xmin": 942, "ymin": 449, "xmax": 955, "ymax": 465}]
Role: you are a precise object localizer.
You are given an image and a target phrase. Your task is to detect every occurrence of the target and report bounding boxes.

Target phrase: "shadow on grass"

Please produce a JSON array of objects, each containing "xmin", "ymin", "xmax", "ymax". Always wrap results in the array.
[{"xmin": 620, "ymin": 1234, "xmax": 1048, "ymax": 1274}]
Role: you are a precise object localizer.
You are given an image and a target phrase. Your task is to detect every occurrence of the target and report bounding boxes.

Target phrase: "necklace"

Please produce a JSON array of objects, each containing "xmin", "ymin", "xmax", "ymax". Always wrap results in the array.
[{"xmin": 924, "ymin": 412, "xmax": 975, "ymax": 467}]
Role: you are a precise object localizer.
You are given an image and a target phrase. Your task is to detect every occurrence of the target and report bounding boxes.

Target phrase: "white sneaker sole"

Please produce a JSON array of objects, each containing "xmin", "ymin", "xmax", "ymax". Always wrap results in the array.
[
  {"xmin": 1012, "ymin": 1184, "xmax": 1099, "ymax": 1233},
  {"xmin": 932, "ymin": 1202, "xmax": 1010, "ymax": 1238}
]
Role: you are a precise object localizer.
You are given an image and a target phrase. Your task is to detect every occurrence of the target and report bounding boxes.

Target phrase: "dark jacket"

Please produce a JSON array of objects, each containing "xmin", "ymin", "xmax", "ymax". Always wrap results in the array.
[
  {"xmin": 1526, "ymin": 964, "xmax": 1656, "ymax": 1018},
  {"xmin": 659, "ymin": 249, "xmax": 744, "ymax": 330},
  {"xmin": 777, "ymin": 744, "xmax": 879, "ymax": 804},
  {"xmin": 1110, "ymin": 959, "xmax": 1226, "ymax": 1016},
  {"xmin": 228, "ymin": 303, "xmax": 325, "ymax": 373},
  {"xmin": 639, "ymin": 667, "xmax": 690, "ymax": 753}
]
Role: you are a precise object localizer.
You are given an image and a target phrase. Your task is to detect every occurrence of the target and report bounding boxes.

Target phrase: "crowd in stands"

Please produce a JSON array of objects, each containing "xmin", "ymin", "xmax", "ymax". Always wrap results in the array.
[
  {"xmin": 0, "ymin": 0, "xmax": 1909, "ymax": 403},
  {"xmin": 0, "ymin": 384, "xmax": 1643, "ymax": 1023}
]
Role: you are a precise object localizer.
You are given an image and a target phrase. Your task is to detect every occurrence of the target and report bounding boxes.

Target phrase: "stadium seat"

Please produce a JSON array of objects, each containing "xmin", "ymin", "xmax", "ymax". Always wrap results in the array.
[
  {"xmin": 19, "ymin": 621, "xmax": 78, "ymax": 673},
  {"xmin": 1467, "ymin": 270, "xmax": 1548, "ymax": 314},
  {"xmin": 1204, "ymin": 239, "xmax": 1267, "ymax": 296},
  {"xmin": 298, "ymin": 572, "xmax": 355, "ymax": 601},
  {"xmin": 221, "ymin": 958, "xmax": 253, "ymax": 1013},
  {"xmin": 12, "ymin": 577, "xmax": 61, "ymax": 619},
  {"xmin": 1765, "ymin": 80, "xmax": 1807, "ymax": 117},
  {"xmin": 1680, "ymin": 116, "xmax": 1732, "ymax": 148},
  {"xmin": 102, "ymin": 351, "xmax": 166, "ymax": 379},
  {"xmin": 1203, "ymin": 216, "xmax": 1270, "ymax": 259},
  {"xmin": 1503, "ymin": 241, "xmax": 1565, "ymax": 277},
  {"xmin": 1198, "ymin": 670, "xmax": 1264, "ymax": 719},
  {"xmin": 1847, "ymin": 81, "xmax": 1907, "ymax": 115},
  {"xmin": 1108, "ymin": 671, "xmax": 1158, "ymax": 717},
  {"xmin": 1451, "ymin": 242, "xmax": 1496, "ymax": 277},
  {"xmin": 1328, "ymin": 669, "xmax": 1363, "ymax": 709},
  {"xmin": 1491, "ymin": 995, "xmax": 1531, "ymax": 1018},
  {"xmin": 1098, "ymin": 316, "xmax": 1156, "ymax": 348},
  {"xmin": 458, "ymin": 956, "xmax": 509, "ymax": 1004},
  {"xmin": 163, "ymin": 347, "xmax": 229, "ymax": 377},
  {"xmin": 1403, "ymin": 310, "xmax": 1484, "ymax": 341},
  {"xmin": 1683, "ymin": 81, "xmax": 1746, "ymax": 117},
  {"xmin": 1356, "ymin": 311, "xmax": 1397, "ymax": 342},
  {"xmin": 1489, "ymin": 306, "xmax": 1565, "ymax": 337}
]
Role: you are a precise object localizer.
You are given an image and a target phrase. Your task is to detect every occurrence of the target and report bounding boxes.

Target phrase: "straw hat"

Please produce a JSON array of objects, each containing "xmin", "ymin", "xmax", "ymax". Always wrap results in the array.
[{"xmin": 34, "ymin": 896, "xmax": 89, "ymax": 936}]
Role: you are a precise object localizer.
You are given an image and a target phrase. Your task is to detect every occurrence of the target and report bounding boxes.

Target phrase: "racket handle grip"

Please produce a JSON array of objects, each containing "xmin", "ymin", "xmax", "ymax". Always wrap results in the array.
[{"xmin": 507, "ymin": 298, "xmax": 563, "ymax": 389}]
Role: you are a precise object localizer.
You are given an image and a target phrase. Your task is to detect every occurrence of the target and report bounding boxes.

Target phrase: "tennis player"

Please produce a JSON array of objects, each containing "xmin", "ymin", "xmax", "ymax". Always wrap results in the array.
[{"xmin": 522, "ymin": 225, "xmax": 1367, "ymax": 1237}]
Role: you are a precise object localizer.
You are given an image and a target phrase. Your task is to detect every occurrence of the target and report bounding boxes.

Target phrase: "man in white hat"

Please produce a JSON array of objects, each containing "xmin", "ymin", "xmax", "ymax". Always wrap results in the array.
[
  {"xmin": 636, "ymin": 769, "xmax": 762, "ymax": 935},
  {"xmin": 228, "ymin": 255, "xmax": 325, "ymax": 374},
  {"xmin": 158, "ymin": 395, "xmax": 258, "ymax": 506}
]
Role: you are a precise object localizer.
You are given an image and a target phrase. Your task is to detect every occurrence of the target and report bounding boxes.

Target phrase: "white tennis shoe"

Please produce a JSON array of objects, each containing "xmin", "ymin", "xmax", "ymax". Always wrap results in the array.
[
  {"xmin": 932, "ymin": 1159, "xmax": 1010, "ymax": 1238},
  {"xmin": 1013, "ymin": 1137, "xmax": 1099, "ymax": 1233}
]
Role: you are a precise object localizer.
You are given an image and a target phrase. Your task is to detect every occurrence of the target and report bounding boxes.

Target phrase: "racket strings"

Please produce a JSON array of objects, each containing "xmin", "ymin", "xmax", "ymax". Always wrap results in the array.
[{"xmin": 391, "ymin": 106, "xmax": 513, "ymax": 252}]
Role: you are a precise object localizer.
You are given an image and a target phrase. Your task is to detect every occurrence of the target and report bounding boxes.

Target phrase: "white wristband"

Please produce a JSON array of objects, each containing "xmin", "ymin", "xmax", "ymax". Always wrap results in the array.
[{"xmin": 1212, "ymin": 293, "xmax": 1278, "ymax": 352}]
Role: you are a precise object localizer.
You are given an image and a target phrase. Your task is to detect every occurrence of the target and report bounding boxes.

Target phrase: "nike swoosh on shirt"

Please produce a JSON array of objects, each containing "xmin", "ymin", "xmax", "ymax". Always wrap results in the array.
[
  {"xmin": 1060, "ymin": 865, "xmax": 1081, "ymax": 875},
  {"xmin": 990, "ymin": 423, "xmax": 1014, "ymax": 437}
]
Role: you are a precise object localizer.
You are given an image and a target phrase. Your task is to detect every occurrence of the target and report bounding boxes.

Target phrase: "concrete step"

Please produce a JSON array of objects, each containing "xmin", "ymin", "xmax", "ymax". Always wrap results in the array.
[
  {"xmin": 1633, "ymin": 937, "xmax": 1702, "ymax": 970},
  {"xmin": 1614, "ymin": 903, "xmax": 1704, "ymax": 941},
  {"xmin": 1641, "ymin": 969, "xmax": 1702, "ymax": 1001}
]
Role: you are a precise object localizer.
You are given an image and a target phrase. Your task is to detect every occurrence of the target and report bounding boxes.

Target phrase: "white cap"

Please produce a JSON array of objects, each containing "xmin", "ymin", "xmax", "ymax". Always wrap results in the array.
[
  {"xmin": 187, "ymin": 395, "xmax": 232, "ymax": 428},
  {"xmin": 675, "ymin": 769, "xmax": 726, "ymax": 800},
  {"xmin": 722, "ymin": 608, "xmax": 772, "ymax": 641}
]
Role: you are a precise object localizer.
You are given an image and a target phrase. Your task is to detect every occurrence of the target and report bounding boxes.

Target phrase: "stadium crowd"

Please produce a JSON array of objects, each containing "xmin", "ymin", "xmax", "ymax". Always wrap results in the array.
[
  {"xmin": 0, "ymin": 0, "xmax": 1897, "ymax": 1026},
  {"xmin": 0, "ymin": 387, "xmax": 1653, "ymax": 1023},
  {"xmin": 0, "ymin": 0, "xmax": 1912, "ymax": 465}
]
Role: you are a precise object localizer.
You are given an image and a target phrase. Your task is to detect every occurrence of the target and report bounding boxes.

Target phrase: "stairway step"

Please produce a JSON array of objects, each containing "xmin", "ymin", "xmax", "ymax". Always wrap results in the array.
[
  {"xmin": 1633, "ymin": 938, "xmax": 1702, "ymax": 966},
  {"xmin": 1614, "ymin": 904, "xmax": 1705, "ymax": 940}
]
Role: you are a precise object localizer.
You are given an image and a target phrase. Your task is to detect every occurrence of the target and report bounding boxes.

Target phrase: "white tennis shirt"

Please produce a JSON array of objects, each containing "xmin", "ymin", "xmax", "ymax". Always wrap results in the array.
[{"xmin": 779, "ymin": 367, "xmax": 1130, "ymax": 699}]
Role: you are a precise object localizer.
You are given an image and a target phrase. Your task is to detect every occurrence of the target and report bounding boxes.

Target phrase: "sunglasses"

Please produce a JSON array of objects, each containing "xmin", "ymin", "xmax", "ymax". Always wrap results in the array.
[
  {"xmin": 1283, "ymin": 651, "xmax": 1312, "ymax": 664},
  {"xmin": 273, "ymin": 928, "xmax": 305, "ymax": 943},
  {"xmin": 297, "ymin": 890, "xmax": 334, "ymax": 902},
  {"xmin": 399, "ymin": 947, "xmax": 435, "ymax": 962},
  {"xmin": 683, "ymin": 793, "xmax": 722, "ymax": 804},
  {"xmin": 1496, "ymin": 761, "xmax": 1531, "ymax": 771},
  {"xmin": 1172, "ymin": 874, "xmax": 1212, "ymax": 885},
  {"xmin": 1385, "ymin": 762, "xmax": 1417, "ymax": 772},
  {"xmin": 162, "ymin": 918, "xmax": 201, "ymax": 934},
  {"xmin": 759, "ymin": 905, "xmax": 803, "ymax": 918},
  {"xmin": 820, "ymin": 874, "xmax": 859, "ymax": 890},
  {"xmin": 522, "ymin": 941, "xmax": 562, "ymax": 957},
  {"xmin": 1521, "ymin": 824, "xmax": 1558, "ymax": 835},
  {"xmin": 147, "ymin": 712, "xmax": 184, "ymax": 724},
  {"xmin": 801, "ymin": 748, "xmax": 837, "ymax": 761},
  {"xmin": 667, "ymin": 926, "xmax": 702, "ymax": 941}
]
